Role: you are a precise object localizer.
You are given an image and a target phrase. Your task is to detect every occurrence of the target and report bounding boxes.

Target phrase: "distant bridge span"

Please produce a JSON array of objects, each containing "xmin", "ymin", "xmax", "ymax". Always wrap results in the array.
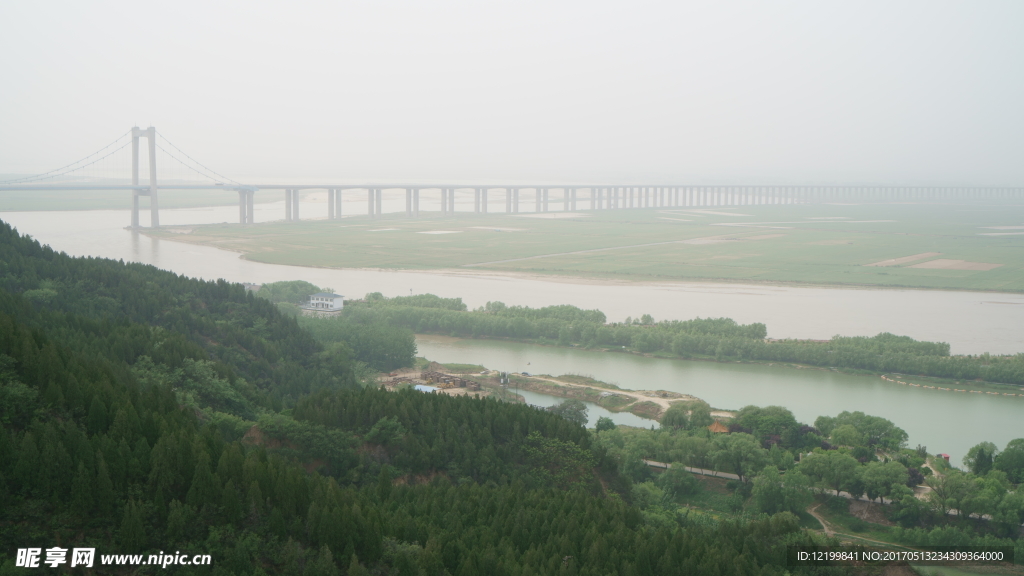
[{"xmin": 1, "ymin": 127, "xmax": 1021, "ymax": 228}]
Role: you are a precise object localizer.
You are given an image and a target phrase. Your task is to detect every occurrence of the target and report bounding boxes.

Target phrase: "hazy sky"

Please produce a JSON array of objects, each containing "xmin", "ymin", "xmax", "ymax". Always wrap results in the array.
[{"xmin": 2, "ymin": 1, "xmax": 1022, "ymax": 185}]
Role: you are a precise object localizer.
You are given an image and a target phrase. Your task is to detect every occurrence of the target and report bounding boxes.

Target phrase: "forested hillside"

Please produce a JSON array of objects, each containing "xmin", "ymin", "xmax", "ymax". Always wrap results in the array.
[{"xmin": 0, "ymin": 220, "xmax": 836, "ymax": 575}]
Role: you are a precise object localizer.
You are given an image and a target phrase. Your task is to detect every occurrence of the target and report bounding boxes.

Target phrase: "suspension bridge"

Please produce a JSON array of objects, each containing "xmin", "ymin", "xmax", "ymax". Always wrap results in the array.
[{"xmin": 2, "ymin": 127, "xmax": 1022, "ymax": 228}]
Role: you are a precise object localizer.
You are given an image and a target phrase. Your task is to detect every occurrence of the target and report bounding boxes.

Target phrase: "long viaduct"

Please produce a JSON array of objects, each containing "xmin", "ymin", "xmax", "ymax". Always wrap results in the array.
[{"xmin": 1, "ymin": 127, "xmax": 1021, "ymax": 228}]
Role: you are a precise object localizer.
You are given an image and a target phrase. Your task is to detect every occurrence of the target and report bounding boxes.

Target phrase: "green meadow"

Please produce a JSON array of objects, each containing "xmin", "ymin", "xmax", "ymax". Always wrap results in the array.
[{"xmin": 148, "ymin": 202, "xmax": 1024, "ymax": 291}]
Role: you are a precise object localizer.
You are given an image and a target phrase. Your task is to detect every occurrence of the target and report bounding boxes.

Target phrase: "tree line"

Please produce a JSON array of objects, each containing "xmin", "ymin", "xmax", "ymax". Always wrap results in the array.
[
  {"xmin": 345, "ymin": 293, "xmax": 1024, "ymax": 385},
  {"xmin": 589, "ymin": 398, "xmax": 1024, "ymax": 559}
]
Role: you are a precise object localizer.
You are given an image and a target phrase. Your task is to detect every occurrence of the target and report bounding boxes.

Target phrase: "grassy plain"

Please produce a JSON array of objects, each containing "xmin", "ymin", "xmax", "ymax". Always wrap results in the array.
[{"xmin": 147, "ymin": 202, "xmax": 1024, "ymax": 291}]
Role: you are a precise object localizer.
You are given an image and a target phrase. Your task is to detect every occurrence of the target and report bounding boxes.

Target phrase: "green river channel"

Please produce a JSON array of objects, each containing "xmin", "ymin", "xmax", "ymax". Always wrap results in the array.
[{"xmin": 416, "ymin": 335, "xmax": 1024, "ymax": 463}]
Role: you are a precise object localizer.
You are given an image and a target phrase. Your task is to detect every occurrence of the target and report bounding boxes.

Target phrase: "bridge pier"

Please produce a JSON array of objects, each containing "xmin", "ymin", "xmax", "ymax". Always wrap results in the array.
[
  {"xmin": 481, "ymin": 189, "xmax": 488, "ymax": 213},
  {"xmin": 285, "ymin": 190, "xmax": 292, "ymax": 221},
  {"xmin": 292, "ymin": 189, "xmax": 300, "ymax": 220},
  {"xmin": 335, "ymin": 189, "xmax": 342, "ymax": 219},
  {"xmin": 414, "ymin": 189, "xmax": 420, "ymax": 217},
  {"xmin": 406, "ymin": 189, "xmax": 412, "ymax": 216},
  {"xmin": 514, "ymin": 188, "xmax": 520, "ymax": 213},
  {"xmin": 543, "ymin": 188, "xmax": 549, "ymax": 212},
  {"xmin": 239, "ymin": 190, "xmax": 247, "ymax": 224},
  {"xmin": 376, "ymin": 189, "xmax": 382, "ymax": 217},
  {"xmin": 327, "ymin": 188, "xmax": 335, "ymax": 219},
  {"xmin": 448, "ymin": 188, "xmax": 454, "ymax": 215},
  {"xmin": 474, "ymin": 189, "xmax": 480, "ymax": 213}
]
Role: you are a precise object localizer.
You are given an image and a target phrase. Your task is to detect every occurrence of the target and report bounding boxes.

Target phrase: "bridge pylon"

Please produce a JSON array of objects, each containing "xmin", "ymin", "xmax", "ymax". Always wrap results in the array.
[{"xmin": 131, "ymin": 126, "xmax": 158, "ymax": 228}]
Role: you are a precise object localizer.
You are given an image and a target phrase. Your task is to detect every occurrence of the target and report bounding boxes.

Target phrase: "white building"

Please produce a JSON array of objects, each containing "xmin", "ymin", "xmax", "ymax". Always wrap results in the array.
[{"xmin": 301, "ymin": 292, "xmax": 344, "ymax": 317}]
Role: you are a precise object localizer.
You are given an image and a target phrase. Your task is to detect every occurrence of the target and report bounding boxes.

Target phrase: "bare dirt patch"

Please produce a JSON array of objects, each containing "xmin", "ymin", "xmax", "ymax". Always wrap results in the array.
[
  {"xmin": 848, "ymin": 500, "xmax": 895, "ymax": 526},
  {"xmin": 865, "ymin": 252, "xmax": 941, "ymax": 267},
  {"xmin": 910, "ymin": 259, "xmax": 1002, "ymax": 271},
  {"xmin": 682, "ymin": 234, "xmax": 741, "ymax": 245}
]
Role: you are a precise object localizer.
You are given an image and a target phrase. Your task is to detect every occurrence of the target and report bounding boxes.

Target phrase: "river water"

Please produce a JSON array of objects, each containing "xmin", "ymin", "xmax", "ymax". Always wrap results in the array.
[
  {"xmin": 3, "ymin": 204, "xmax": 1022, "ymax": 355},
  {"xmin": 415, "ymin": 336, "xmax": 1024, "ymax": 462},
  {"xmin": 2, "ymin": 204, "xmax": 1022, "ymax": 460}
]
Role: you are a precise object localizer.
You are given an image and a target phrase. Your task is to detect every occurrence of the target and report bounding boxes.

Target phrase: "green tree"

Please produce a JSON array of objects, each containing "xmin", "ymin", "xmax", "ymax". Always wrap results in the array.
[
  {"xmin": 548, "ymin": 399, "xmax": 588, "ymax": 427},
  {"xmin": 70, "ymin": 461, "xmax": 93, "ymax": 516},
  {"xmin": 186, "ymin": 453, "xmax": 219, "ymax": 509},
  {"xmin": 830, "ymin": 424, "xmax": 865, "ymax": 448},
  {"xmin": 963, "ymin": 442, "xmax": 998, "ymax": 475},
  {"xmin": 712, "ymin": 433, "xmax": 767, "ymax": 482},
  {"xmin": 994, "ymin": 438, "xmax": 1024, "ymax": 483},
  {"xmin": 688, "ymin": 404, "xmax": 714, "ymax": 429},
  {"xmin": 365, "ymin": 416, "xmax": 406, "ymax": 446},
  {"xmin": 660, "ymin": 404, "xmax": 688, "ymax": 430},
  {"xmin": 798, "ymin": 450, "xmax": 859, "ymax": 496},
  {"xmin": 926, "ymin": 470, "xmax": 978, "ymax": 517},
  {"xmin": 307, "ymin": 545, "xmax": 340, "ymax": 576},
  {"xmin": 118, "ymin": 499, "xmax": 146, "ymax": 553},
  {"xmin": 861, "ymin": 461, "xmax": 908, "ymax": 503},
  {"xmin": 95, "ymin": 452, "xmax": 115, "ymax": 516},
  {"xmin": 656, "ymin": 464, "xmax": 700, "ymax": 498},
  {"xmin": 752, "ymin": 465, "xmax": 812, "ymax": 515},
  {"xmin": 595, "ymin": 416, "xmax": 616, "ymax": 433}
]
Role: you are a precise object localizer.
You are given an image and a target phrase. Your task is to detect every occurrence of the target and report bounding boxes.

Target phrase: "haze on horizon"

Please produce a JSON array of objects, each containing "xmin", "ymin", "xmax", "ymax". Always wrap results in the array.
[{"xmin": 1, "ymin": 1, "xmax": 1023, "ymax": 186}]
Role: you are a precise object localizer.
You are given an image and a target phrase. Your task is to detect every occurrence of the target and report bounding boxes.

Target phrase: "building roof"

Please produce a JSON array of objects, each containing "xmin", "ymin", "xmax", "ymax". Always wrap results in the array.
[
  {"xmin": 310, "ymin": 292, "xmax": 343, "ymax": 298},
  {"xmin": 707, "ymin": 420, "xmax": 729, "ymax": 433}
]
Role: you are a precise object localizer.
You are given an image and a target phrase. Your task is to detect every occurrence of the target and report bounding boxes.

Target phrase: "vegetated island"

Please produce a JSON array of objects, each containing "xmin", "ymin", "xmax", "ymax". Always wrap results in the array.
[{"xmin": 271, "ymin": 281, "xmax": 1024, "ymax": 394}]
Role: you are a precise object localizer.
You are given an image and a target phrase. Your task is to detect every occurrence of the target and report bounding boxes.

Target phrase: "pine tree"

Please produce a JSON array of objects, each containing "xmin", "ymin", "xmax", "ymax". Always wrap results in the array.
[
  {"xmin": 347, "ymin": 553, "xmax": 370, "ymax": 576},
  {"xmin": 87, "ymin": 396, "xmax": 108, "ymax": 434},
  {"xmin": 246, "ymin": 480, "xmax": 264, "ymax": 519},
  {"xmin": 165, "ymin": 499, "xmax": 187, "ymax": 542},
  {"xmin": 95, "ymin": 451, "xmax": 115, "ymax": 516},
  {"xmin": 70, "ymin": 461, "xmax": 93, "ymax": 516},
  {"xmin": 118, "ymin": 498, "xmax": 146, "ymax": 553},
  {"xmin": 186, "ymin": 453, "xmax": 219, "ymax": 509},
  {"xmin": 222, "ymin": 479, "xmax": 242, "ymax": 524},
  {"xmin": 307, "ymin": 545, "xmax": 340, "ymax": 576},
  {"xmin": 12, "ymin": 432, "xmax": 39, "ymax": 496}
]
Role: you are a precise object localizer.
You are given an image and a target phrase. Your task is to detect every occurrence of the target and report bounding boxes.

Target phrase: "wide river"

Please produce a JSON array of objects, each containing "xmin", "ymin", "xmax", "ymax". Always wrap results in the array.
[{"xmin": 2, "ymin": 204, "xmax": 1022, "ymax": 460}]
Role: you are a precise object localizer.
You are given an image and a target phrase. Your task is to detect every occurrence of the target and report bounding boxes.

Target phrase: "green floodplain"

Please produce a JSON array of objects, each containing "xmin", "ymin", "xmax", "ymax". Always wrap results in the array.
[{"xmin": 150, "ymin": 202, "xmax": 1024, "ymax": 292}]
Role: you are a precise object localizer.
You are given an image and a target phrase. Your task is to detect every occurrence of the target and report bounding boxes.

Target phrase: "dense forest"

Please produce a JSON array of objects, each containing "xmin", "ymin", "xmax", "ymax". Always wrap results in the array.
[
  {"xmin": 0, "ymin": 221, "xmax": 846, "ymax": 575},
  {"xmin": 340, "ymin": 293, "xmax": 1024, "ymax": 385}
]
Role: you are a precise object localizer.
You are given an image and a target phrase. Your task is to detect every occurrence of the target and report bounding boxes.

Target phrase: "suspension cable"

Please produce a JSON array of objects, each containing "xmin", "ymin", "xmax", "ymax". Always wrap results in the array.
[
  {"xmin": 155, "ymin": 131, "xmax": 241, "ymax": 185},
  {"xmin": 1, "ymin": 140, "xmax": 133, "ymax": 184},
  {"xmin": 0, "ymin": 129, "xmax": 132, "ymax": 184}
]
